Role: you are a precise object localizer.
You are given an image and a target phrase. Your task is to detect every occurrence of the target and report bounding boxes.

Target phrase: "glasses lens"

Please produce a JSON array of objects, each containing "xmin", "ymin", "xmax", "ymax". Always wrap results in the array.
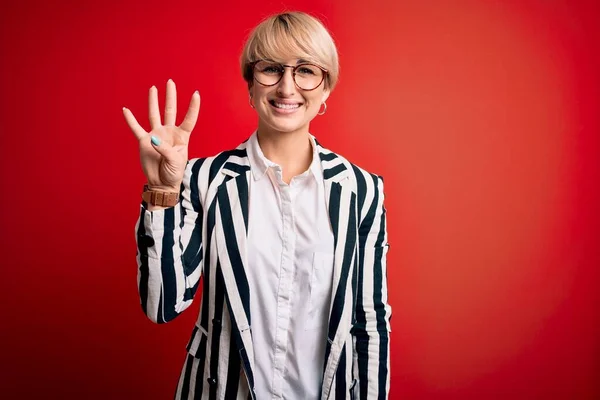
[
  {"xmin": 294, "ymin": 64, "xmax": 324, "ymax": 90},
  {"xmin": 254, "ymin": 61, "xmax": 283, "ymax": 86}
]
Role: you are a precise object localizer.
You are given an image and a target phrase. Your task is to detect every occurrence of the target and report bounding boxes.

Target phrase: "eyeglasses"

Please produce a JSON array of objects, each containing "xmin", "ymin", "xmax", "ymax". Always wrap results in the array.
[{"xmin": 252, "ymin": 60, "xmax": 328, "ymax": 91}]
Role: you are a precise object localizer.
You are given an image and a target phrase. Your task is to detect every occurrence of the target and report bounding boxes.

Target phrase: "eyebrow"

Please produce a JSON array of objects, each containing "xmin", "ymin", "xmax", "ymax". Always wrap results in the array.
[{"xmin": 263, "ymin": 58, "xmax": 310, "ymax": 65}]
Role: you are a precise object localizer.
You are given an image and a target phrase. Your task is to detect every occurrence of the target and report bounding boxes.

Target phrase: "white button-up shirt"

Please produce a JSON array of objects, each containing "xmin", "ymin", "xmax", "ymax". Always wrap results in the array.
[{"xmin": 246, "ymin": 131, "xmax": 335, "ymax": 399}]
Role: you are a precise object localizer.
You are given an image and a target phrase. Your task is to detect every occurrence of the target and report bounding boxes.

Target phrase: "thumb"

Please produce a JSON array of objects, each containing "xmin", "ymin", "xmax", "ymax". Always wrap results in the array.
[{"xmin": 150, "ymin": 135, "xmax": 178, "ymax": 161}]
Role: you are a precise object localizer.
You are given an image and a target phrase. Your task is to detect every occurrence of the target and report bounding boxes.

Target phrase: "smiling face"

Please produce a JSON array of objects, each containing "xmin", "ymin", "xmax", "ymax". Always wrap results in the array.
[
  {"xmin": 250, "ymin": 59, "xmax": 330, "ymax": 135},
  {"xmin": 240, "ymin": 12, "xmax": 340, "ymax": 136}
]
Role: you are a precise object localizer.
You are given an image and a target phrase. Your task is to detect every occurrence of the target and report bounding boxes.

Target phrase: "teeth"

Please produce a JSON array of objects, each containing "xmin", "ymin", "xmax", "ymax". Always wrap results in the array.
[{"xmin": 274, "ymin": 102, "xmax": 300, "ymax": 109}]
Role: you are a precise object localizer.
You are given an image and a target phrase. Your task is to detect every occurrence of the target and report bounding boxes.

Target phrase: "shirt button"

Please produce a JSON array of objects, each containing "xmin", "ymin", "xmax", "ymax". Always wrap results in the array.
[{"xmin": 207, "ymin": 377, "xmax": 217, "ymax": 386}]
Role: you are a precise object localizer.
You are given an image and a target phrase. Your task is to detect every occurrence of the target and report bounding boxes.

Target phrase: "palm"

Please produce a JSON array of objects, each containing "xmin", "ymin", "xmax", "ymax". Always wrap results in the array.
[
  {"xmin": 123, "ymin": 79, "xmax": 200, "ymax": 191},
  {"xmin": 139, "ymin": 125, "xmax": 189, "ymax": 188}
]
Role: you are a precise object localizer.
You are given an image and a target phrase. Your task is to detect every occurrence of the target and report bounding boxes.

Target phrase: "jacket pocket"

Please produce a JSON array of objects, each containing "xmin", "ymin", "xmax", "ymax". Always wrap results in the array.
[
  {"xmin": 305, "ymin": 251, "xmax": 335, "ymax": 330},
  {"xmin": 186, "ymin": 324, "xmax": 209, "ymax": 358}
]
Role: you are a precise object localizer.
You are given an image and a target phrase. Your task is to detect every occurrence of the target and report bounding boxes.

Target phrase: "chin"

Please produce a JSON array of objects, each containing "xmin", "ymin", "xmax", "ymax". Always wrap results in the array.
[{"xmin": 262, "ymin": 116, "xmax": 308, "ymax": 134}]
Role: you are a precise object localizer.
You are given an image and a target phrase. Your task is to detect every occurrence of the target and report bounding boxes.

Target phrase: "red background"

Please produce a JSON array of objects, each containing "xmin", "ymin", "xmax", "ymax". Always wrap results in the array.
[{"xmin": 1, "ymin": 0, "xmax": 599, "ymax": 398}]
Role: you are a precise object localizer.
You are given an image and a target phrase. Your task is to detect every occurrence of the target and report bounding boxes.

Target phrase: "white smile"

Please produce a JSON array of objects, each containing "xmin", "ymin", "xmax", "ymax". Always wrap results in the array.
[{"xmin": 270, "ymin": 100, "xmax": 301, "ymax": 109}]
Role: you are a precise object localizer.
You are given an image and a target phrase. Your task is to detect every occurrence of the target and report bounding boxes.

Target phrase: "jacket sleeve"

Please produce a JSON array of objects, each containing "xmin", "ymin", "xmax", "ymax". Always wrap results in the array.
[
  {"xmin": 135, "ymin": 158, "xmax": 205, "ymax": 324},
  {"xmin": 353, "ymin": 175, "xmax": 392, "ymax": 399}
]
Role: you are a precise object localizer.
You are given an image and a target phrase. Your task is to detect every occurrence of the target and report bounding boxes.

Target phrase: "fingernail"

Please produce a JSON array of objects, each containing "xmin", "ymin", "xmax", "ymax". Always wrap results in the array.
[
  {"xmin": 194, "ymin": 90, "xmax": 199, "ymax": 95},
  {"xmin": 151, "ymin": 136, "xmax": 161, "ymax": 146}
]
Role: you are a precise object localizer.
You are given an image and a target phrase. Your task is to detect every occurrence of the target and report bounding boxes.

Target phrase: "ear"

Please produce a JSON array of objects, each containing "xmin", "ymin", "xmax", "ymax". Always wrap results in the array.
[{"xmin": 321, "ymin": 88, "xmax": 330, "ymax": 103}]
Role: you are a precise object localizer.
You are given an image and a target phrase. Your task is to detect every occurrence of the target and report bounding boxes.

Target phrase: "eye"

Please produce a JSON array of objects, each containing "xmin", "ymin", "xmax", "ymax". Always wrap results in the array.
[
  {"xmin": 296, "ymin": 65, "xmax": 321, "ymax": 76},
  {"xmin": 260, "ymin": 64, "xmax": 283, "ymax": 75}
]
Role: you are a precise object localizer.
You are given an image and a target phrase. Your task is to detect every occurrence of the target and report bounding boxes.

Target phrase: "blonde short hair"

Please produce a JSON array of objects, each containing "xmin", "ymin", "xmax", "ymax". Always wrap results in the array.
[{"xmin": 240, "ymin": 12, "xmax": 339, "ymax": 91}]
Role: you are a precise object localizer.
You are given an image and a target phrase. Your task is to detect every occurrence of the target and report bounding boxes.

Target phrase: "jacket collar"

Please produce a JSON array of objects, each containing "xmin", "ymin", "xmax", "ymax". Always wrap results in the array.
[{"xmin": 221, "ymin": 132, "xmax": 350, "ymax": 184}]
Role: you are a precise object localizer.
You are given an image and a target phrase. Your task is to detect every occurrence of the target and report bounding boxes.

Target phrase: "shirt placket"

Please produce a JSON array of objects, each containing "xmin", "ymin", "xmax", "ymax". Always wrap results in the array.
[{"xmin": 271, "ymin": 169, "xmax": 296, "ymax": 398}]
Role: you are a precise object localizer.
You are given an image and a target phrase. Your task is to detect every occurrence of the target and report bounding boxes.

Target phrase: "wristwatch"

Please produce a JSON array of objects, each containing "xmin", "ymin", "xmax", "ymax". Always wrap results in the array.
[{"xmin": 141, "ymin": 184, "xmax": 180, "ymax": 207}]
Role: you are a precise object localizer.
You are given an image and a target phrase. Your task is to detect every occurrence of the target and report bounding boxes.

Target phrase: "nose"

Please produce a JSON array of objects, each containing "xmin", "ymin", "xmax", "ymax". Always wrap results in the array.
[{"xmin": 276, "ymin": 67, "xmax": 296, "ymax": 96}]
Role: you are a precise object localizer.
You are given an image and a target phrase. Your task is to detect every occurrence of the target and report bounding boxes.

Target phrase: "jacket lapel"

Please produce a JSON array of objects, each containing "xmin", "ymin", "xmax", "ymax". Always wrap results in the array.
[
  {"xmin": 213, "ymin": 155, "xmax": 257, "ymax": 393},
  {"xmin": 318, "ymin": 144, "xmax": 359, "ymax": 399}
]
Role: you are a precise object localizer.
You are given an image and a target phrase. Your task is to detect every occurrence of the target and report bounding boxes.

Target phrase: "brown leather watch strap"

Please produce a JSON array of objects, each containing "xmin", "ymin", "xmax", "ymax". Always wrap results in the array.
[{"xmin": 141, "ymin": 184, "xmax": 180, "ymax": 207}]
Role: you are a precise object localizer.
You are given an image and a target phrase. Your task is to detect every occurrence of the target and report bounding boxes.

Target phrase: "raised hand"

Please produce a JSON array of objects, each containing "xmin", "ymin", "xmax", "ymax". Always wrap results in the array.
[{"xmin": 123, "ymin": 79, "xmax": 200, "ymax": 192}]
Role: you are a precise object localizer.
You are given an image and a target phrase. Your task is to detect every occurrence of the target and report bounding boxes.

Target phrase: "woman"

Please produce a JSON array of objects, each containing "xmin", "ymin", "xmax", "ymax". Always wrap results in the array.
[{"xmin": 123, "ymin": 11, "xmax": 391, "ymax": 400}]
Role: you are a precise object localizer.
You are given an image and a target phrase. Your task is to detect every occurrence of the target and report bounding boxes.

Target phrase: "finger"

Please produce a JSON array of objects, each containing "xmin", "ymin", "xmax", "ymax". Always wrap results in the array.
[
  {"xmin": 179, "ymin": 91, "xmax": 201, "ymax": 133},
  {"xmin": 122, "ymin": 107, "xmax": 148, "ymax": 141},
  {"xmin": 148, "ymin": 85, "xmax": 161, "ymax": 130},
  {"xmin": 149, "ymin": 134, "xmax": 178, "ymax": 161},
  {"xmin": 164, "ymin": 79, "xmax": 177, "ymax": 126}
]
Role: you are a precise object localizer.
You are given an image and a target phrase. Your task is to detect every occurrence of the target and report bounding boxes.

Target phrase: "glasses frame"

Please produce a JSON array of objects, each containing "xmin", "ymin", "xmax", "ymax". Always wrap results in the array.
[{"xmin": 251, "ymin": 60, "xmax": 328, "ymax": 91}]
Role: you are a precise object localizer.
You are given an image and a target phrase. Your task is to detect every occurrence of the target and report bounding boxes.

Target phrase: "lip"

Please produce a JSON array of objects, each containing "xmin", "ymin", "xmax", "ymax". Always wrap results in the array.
[{"xmin": 268, "ymin": 99, "xmax": 303, "ymax": 114}]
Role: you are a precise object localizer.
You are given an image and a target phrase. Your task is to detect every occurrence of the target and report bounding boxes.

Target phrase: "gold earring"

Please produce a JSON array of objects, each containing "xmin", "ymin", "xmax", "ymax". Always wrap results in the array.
[{"xmin": 317, "ymin": 102, "xmax": 327, "ymax": 116}]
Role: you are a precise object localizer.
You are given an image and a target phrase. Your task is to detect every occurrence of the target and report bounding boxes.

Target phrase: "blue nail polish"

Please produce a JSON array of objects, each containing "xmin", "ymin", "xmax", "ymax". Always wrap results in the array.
[{"xmin": 151, "ymin": 136, "xmax": 161, "ymax": 146}]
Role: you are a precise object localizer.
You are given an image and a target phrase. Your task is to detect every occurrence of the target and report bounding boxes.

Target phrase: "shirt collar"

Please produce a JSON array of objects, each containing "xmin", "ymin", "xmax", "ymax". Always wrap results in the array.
[
  {"xmin": 246, "ymin": 131, "xmax": 323, "ymax": 182},
  {"xmin": 247, "ymin": 131, "xmax": 272, "ymax": 181}
]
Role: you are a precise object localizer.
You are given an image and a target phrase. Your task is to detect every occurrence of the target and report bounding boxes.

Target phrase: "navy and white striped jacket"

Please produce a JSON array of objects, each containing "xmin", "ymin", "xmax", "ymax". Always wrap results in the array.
[{"xmin": 135, "ymin": 135, "xmax": 391, "ymax": 399}]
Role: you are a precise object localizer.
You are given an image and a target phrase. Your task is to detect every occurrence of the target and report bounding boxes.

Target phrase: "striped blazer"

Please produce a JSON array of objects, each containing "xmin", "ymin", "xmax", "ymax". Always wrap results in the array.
[{"xmin": 135, "ymin": 135, "xmax": 392, "ymax": 399}]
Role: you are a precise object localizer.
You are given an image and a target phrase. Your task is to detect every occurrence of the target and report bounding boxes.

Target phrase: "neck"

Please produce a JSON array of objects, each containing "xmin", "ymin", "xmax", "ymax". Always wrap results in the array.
[{"xmin": 256, "ymin": 122, "xmax": 313, "ymax": 179}]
